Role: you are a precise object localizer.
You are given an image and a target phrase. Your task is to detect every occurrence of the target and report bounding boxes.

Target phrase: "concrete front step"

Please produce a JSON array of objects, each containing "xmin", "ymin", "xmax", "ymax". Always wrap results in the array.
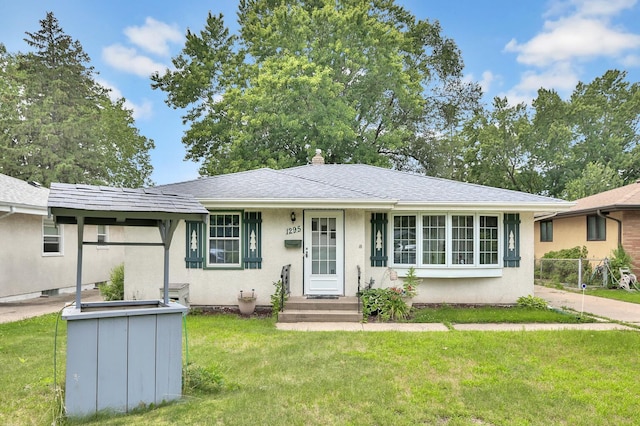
[
  {"xmin": 284, "ymin": 296, "xmax": 359, "ymax": 311},
  {"xmin": 279, "ymin": 296, "xmax": 362, "ymax": 323},
  {"xmin": 278, "ymin": 309, "xmax": 363, "ymax": 323}
]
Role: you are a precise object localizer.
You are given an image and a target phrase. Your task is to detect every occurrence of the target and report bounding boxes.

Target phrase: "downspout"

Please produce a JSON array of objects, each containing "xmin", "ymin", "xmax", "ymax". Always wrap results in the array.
[
  {"xmin": 597, "ymin": 209, "xmax": 622, "ymax": 247},
  {"xmin": 0, "ymin": 206, "xmax": 16, "ymax": 220}
]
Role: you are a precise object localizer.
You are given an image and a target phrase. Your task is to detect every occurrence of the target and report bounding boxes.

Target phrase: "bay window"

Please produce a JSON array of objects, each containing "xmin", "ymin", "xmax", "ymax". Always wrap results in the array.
[{"xmin": 392, "ymin": 213, "xmax": 501, "ymax": 269}]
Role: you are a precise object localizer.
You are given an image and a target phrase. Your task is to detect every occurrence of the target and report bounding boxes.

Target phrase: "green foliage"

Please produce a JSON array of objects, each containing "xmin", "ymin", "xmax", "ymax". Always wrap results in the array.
[
  {"xmin": 459, "ymin": 70, "xmax": 640, "ymax": 198},
  {"xmin": 182, "ymin": 363, "xmax": 225, "ymax": 394},
  {"xmin": 537, "ymin": 246, "xmax": 592, "ymax": 285},
  {"xmin": 0, "ymin": 12, "xmax": 154, "ymax": 187},
  {"xmin": 541, "ymin": 246, "xmax": 589, "ymax": 260},
  {"xmin": 361, "ymin": 287, "xmax": 410, "ymax": 322},
  {"xmin": 564, "ymin": 162, "xmax": 623, "ymax": 200},
  {"xmin": 516, "ymin": 295, "xmax": 548, "ymax": 310},
  {"xmin": 99, "ymin": 263, "xmax": 124, "ymax": 301},
  {"xmin": 400, "ymin": 266, "xmax": 419, "ymax": 298},
  {"xmin": 270, "ymin": 280, "xmax": 287, "ymax": 318},
  {"xmin": 609, "ymin": 245, "xmax": 634, "ymax": 281},
  {"xmin": 152, "ymin": 0, "xmax": 479, "ymax": 176}
]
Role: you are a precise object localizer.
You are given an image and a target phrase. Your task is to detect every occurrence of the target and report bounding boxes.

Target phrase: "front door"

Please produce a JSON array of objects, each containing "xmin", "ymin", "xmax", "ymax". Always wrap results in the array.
[{"xmin": 304, "ymin": 211, "xmax": 344, "ymax": 295}]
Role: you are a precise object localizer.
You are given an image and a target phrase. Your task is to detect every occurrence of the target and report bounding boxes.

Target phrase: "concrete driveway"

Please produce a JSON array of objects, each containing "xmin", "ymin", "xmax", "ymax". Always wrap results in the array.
[
  {"xmin": 0, "ymin": 289, "xmax": 103, "ymax": 324},
  {"xmin": 535, "ymin": 285, "xmax": 640, "ymax": 324}
]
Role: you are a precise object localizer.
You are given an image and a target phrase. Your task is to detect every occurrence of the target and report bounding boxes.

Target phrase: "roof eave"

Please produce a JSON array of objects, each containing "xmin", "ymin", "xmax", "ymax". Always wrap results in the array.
[
  {"xmin": 0, "ymin": 202, "xmax": 48, "ymax": 216},
  {"xmin": 197, "ymin": 198, "xmax": 397, "ymax": 210},
  {"xmin": 394, "ymin": 201, "xmax": 575, "ymax": 212},
  {"xmin": 555, "ymin": 203, "xmax": 640, "ymax": 218}
]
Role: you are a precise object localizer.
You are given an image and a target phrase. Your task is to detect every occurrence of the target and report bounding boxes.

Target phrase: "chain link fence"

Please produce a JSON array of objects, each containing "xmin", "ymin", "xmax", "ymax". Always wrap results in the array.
[{"xmin": 535, "ymin": 258, "xmax": 608, "ymax": 288}]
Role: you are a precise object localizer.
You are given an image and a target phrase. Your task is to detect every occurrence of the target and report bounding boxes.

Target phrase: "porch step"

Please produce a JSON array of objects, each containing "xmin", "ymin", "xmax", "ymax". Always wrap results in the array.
[{"xmin": 278, "ymin": 296, "xmax": 362, "ymax": 323}]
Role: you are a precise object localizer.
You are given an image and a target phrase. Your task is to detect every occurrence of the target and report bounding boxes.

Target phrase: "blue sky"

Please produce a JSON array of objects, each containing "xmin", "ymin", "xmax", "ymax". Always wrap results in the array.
[{"xmin": 1, "ymin": 0, "xmax": 639, "ymax": 185}]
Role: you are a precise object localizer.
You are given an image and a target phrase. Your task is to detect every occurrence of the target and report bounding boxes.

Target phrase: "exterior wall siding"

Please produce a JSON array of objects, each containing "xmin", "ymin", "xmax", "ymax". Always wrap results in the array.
[
  {"xmin": 534, "ymin": 213, "xmax": 620, "ymax": 261},
  {"xmin": 0, "ymin": 213, "xmax": 125, "ymax": 299},
  {"xmin": 126, "ymin": 209, "xmax": 535, "ymax": 306},
  {"xmin": 622, "ymin": 211, "xmax": 640, "ymax": 274}
]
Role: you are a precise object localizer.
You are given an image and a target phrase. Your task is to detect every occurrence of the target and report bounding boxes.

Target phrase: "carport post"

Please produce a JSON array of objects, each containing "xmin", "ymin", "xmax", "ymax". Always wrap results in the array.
[{"xmin": 75, "ymin": 217, "xmax": 84, "ymax": 308}]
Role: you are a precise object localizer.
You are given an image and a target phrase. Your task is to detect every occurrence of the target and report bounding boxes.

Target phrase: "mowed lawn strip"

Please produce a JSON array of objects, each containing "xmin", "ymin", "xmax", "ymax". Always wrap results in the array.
[{"xmin": 1, "ymin": 314, "xmax": 638, "ymax": 426}]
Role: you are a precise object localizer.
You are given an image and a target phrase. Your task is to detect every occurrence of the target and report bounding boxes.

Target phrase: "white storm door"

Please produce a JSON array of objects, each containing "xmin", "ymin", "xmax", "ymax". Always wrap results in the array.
[{"xmin": 304, "ymin": 211, "xmax": 344, "ymax": 295}]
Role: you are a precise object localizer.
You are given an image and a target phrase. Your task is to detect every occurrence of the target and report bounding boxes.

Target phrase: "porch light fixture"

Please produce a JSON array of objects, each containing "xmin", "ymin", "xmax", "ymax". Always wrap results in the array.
[{"xmin": 291, "ymin": 211, "xmax": 296, "ymax": 222}]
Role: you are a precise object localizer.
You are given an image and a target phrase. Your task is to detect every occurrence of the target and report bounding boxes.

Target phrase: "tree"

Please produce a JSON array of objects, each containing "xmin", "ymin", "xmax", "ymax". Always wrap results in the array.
[
  {"xmin": 0, "ymin": 12, "xmax": 154, "ymax": 187},
  {"xmin": 152, "ymin": 0, "xmax": 479, "ymax": 175},
  {"xmin": 563, "ymin": 162, "xmax": 623, "ymax": 200},
  {"xmin": 569, "ymin": 70, "xmax": 640, "ymax": 186},
  {"xmin": 459, "ymin": 97, "xmax": 540, "ymax": 193}
]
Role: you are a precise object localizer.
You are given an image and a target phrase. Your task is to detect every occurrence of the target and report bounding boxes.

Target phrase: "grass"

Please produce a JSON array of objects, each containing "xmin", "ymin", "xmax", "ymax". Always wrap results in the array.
[
  {"xmin": 409, "ymin": 304, "xmax": 591, "ymax": 325},
  {"xmin": 578, "ymin": 288, "xmax": 640, "ymax": 304},
  {"xmin": 1, "ymin": 313, "xmax": 640, "ymax": 425}
]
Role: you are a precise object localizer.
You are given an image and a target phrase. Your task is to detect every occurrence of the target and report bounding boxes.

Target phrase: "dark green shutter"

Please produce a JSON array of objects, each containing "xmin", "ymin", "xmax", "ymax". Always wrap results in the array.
[
  {"xmin": 243, "ymin": 212, "xmax": 262, "ymax": 269},
  {"xmin": 503, "ymin": 214, "xmax": 521, "ymax": 267},
  {"xmin": 370, "ymin": 213, "xmax": 388, "ymax": 267},
  {"xmin": 185, "ymin": 221, "xmax": 205, "ymax": 268}
]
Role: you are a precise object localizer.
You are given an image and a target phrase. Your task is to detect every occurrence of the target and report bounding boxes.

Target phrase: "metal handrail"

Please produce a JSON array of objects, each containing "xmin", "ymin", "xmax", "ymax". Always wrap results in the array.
[{"xmin": 280, "ymin": 264, "xmax": 291, "ymax": 312}]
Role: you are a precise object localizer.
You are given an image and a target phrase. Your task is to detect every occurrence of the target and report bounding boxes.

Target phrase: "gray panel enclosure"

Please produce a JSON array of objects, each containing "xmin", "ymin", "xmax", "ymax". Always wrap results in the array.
[{"xmin": 63, "ymin": 305, "xmax": 186, "ymax": 416}]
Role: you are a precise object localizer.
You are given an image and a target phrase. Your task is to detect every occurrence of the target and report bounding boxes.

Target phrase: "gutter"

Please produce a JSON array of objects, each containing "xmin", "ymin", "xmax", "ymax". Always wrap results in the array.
[
  {"xmin": 0, "ymin": 206, "xmax": 15, "ymax": 220},
  {"xmin": 597, "ymin": 209, "xmax": 622, "ymax": 247}
]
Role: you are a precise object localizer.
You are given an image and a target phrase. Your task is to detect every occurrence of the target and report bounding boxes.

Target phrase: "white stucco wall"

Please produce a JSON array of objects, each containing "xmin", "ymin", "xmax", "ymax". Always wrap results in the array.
[
  {"xmin": 0, "ymin": 213, "xmax": 125, "ymax": 299},
  {"xmin": 124, "ymin": 210, "xmax": 535, "ymax": 306}
]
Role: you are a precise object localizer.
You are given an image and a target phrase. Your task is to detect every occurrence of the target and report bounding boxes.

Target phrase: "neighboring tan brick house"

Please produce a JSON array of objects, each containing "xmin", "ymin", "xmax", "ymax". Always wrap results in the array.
[{"xmin": 534, "ymin": 181, "xmax": 640, "ymax": 275}]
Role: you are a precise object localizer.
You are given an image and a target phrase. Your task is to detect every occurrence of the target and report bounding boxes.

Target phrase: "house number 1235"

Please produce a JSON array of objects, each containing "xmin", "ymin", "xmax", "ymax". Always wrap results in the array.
[{"xmin": 286, "ymin": 226, "xmax": 302, "ymax": 235}]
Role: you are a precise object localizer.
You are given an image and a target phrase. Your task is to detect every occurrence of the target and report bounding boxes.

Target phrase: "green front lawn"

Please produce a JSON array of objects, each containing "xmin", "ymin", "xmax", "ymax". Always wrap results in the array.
[
  {"xmin": 581, "ymin": 288, "xmax": 640, "ymax": 304},
  {"xmin": 1, "ymin": 313, "xmax": 639, "ymax": 425},
  {"xmin": 409, "ymin": 304, "xmax": 591, "ymax": 325}
]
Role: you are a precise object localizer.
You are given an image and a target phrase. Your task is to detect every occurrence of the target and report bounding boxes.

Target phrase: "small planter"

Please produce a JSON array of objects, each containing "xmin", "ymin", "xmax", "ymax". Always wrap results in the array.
[{"xmin": 237, "ymin": 289, "xmax": 257, "ymax": 315}]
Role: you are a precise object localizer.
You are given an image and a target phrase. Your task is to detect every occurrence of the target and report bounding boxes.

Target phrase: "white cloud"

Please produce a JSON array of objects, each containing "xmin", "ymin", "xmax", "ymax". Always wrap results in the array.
[
  {"xmin": 102, "ymin": 44, "xmax": 169, "ymax": 78},
  {"xmin": 505, "ymin": 15, "xmax": 640, "ymax": 66},
  {"xmin": 479, "ymin": 71, "xmax": 496, "ymax": 94},
  {"xmin": 500, "ymin": 63, "xmax": 580, "ymax": 105},
  {"xmin": 502, "ymin": 0, "xmax": 640, "ymax": 105},
  {"xmin": 123, "ymin": 17, "xmax": 182, "ymax": 56},
  {"xmin": 621, "ymin": 53, "xmax": 640, "ymax": 66},
  {"xmin": 464, "ymin": 70, "xmax": 500, "ymax": 96},
  {"xmin": 96, "ymin": 78, "xmax": 154, "ymax": 121}
]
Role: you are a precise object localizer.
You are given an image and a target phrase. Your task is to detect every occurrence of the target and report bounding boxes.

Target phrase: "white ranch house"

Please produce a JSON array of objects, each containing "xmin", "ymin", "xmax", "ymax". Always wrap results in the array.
[{"xmin": 124, "ymin": 153, "xmax": 572, "ymax": 307}]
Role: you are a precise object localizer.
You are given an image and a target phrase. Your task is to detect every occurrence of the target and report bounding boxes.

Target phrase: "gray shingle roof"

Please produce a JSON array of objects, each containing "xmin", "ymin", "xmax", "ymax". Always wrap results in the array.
[
  {"xmin": 0, "ymin": 173, "xmax": 49, "ymax": 211},
  {"xmin": 156, "ymin": 164, "xmax": 570, "ymax": 210},
  {"xmin": 48, "ymin": 183, "xmax": 208, "ymax": 215}
]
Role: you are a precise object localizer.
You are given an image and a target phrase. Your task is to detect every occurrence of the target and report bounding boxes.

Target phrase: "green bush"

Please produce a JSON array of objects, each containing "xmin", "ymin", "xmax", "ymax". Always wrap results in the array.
[
  {"xmin": 517, "ymin": 295, "xmax": 548, "ymax": 310},
  {"xmin": 271, "ymin": 279, "xmax": 287, "ymax": 318},
  {"xmin": 99, "ymin": 263, "xmax": 124, "ymax": 301},
  {"xmin": 361, "ymin": 287, "xmax": 410, "ymax": 321},
  {"xmin": 609, "ymin": 245, "xmax": 633, "ymax": 282},
  {"xmin": 537, "ymin": 246, "xmax": 591, "ymax": 284}
]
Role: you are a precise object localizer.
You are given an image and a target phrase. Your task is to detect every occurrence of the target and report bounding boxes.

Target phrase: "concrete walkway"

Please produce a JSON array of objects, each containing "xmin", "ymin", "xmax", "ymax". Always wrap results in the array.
[
  {"xmin": 534, "ymin": 285, "xmax": 640, "ymax": 324},
  {"xmin": 0, "ymin": 289, "xmax": 103, "ymax": 324},
  {"xmin": 1, "ymin": 286, "xmax": 638, "ymax": 332},
  {"xmin": 276, "ymin": 285, "xmax": 640, "ymax": 332}
]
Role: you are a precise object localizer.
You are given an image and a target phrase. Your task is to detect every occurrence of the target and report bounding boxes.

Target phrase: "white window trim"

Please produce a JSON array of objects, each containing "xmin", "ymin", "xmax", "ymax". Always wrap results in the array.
[
  {"xmin": 389, "ymin": 212, "xmax": 503, "ymax": 278},
  {"xmin": 42, "ymin": 217, "xmax": 63, "ymax": 257},
  {"xmin": 206, "ymin": 211, "xmax": 242, "ymax": 268},
  {"xmin": 97, "ymin": 225, "xmax": 109, "ymax": 249}
]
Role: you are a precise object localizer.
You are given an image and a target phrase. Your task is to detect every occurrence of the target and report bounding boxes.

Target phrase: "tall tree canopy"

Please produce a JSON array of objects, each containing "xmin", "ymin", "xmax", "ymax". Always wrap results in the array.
[
  {"xmin": 0, "ymin": 12, "xmax": 154, "ymax": 187},
  {"xmin": 459, "ymin": 70, "xmax": 640, "ymax": 199},
  {"xmin": 152, "ymin": 0, "xmax": 480, "ymax": 175}
]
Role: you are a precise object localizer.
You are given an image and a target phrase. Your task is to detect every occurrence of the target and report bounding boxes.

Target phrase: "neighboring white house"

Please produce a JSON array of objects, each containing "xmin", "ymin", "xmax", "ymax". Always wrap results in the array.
[
  {"xmin": 0, "ymin": 173, "xmax": 125, "ymax": 301},
  {"xmin": 123, "ymin": 152, "xmax": 573, "ymax": 306}
]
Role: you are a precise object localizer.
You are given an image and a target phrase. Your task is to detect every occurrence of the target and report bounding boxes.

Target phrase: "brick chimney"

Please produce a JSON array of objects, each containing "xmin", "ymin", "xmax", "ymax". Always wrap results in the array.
[{"xmin": 311, "ymin": 149, "xmax": 325, "ymax": 165}]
